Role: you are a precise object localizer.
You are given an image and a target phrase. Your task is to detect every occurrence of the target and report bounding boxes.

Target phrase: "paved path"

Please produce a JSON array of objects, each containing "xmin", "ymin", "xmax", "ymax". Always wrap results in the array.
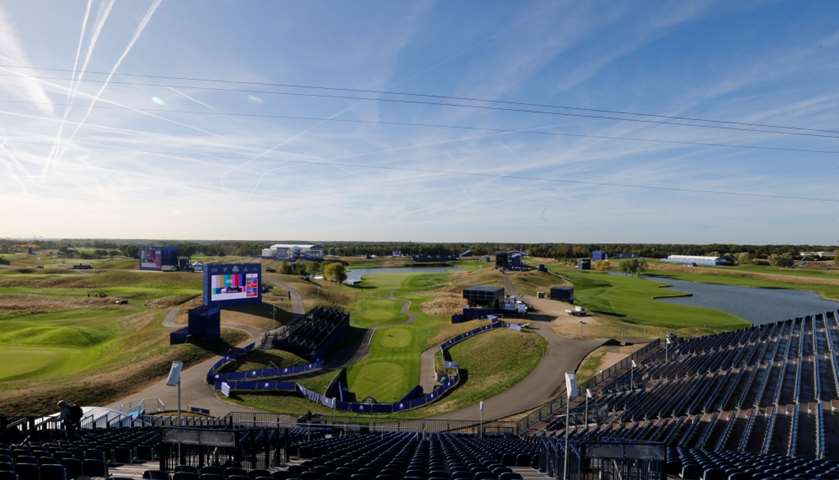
[
  {"xmin": 420, "ymin": 341, "xmax": 441, "ymax": 393},
  {"xmin": 288, "ymin": 286, "xmax": 305, "ymax": 315},
  {"xmin": 108, "ymin": 311, "xmax": 267, "ymax": 416},
  {"xmin": 432, "ymin": 321, "xmax": 602, "ymax": 421},
  {"xmin": 432, "ymin": 272, "xmax": 603, "ymax": 421}
]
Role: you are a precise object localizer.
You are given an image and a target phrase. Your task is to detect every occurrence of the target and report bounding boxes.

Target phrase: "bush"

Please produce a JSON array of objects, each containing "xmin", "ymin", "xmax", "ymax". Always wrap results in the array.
[
  {"xmin": 323, "ymin": 262, "xmax": 347, "ymax": 283},
  {"xmin": 620, "ymin": 258, "xmax": 648, "ymax": 276},
  {"xmin": 594, "ymin": 260, "xmax": 611, "ymax": 272},
  {"xmin": 768, "ymin": 253, "xmax": 794, "ymax": 268},
  {"xmin": 735, "ymin": 252, "xmax": 751, "ymax": 265},
  {"xmin": 0, "ymin": 256, "xmax": 9, "ymax": 265}
]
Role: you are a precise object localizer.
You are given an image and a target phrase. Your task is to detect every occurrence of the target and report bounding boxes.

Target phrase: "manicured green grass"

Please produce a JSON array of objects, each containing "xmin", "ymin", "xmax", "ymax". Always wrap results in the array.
[
  {"xmin": 345, "ymin": 271, "xmax": 454, "ymax": 402},
  {"xmin": 235, "ymin": 264, "xmax": 547, "ymax": 417},
  {"xmin": 547, "ymin": 266, "xmax": 748, "ymax": 332},
  {"xmin": 0, "ymin": 266, "xmax": 213, "ymax": 413},
  {"xmin": 406, "ymin": 328, "xmax": 546, "ymax": 417}
]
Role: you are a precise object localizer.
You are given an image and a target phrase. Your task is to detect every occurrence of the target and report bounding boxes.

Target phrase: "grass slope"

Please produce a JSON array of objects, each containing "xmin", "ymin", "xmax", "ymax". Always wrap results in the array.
[{"xmin": 548, "ymin": 265, "xmax": 747, "ymax": 332}]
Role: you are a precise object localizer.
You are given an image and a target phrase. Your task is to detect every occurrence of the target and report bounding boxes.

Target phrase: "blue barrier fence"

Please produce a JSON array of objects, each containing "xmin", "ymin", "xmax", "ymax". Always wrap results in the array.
[
  {"xmin": 206, "ymin": 342, "xmax": 324, "ymax": 385},
  {"xmin": 209, "ymin": 320, "xmax": 511, "ymax": 413}
]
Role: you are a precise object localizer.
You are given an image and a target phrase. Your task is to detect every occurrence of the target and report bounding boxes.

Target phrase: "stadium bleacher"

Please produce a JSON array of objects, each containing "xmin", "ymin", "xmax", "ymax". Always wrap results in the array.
[
  {"xmin": 7, "ymin": 311, "xmax": 839, "ymax": 480},
  {"xmin": 541, "ymin": 311, "xmax": 839, "ymax": 477},
  {"xmin": 265, "ymin": 307, "xmax": 349, "ymax": 360}
]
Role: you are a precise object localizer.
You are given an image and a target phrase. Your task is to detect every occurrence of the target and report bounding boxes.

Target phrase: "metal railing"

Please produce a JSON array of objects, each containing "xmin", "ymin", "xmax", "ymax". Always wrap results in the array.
[{"xmin": 223, "ymin": 411, "xmax": 518, "ymax": 435}]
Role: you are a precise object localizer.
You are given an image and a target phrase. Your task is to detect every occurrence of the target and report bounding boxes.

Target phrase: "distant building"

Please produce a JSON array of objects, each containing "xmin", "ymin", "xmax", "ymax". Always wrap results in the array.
[
  {"xmin": 800, "ymin": 251, "xmax": 834, "ymax": 260},
  {"xmin": 576, "ymin": 258, "xmax": 591, "ymax": 270},
  {"xmin": 463, "ymin": 285, "xmax": 505, "ymax": 309},
  {"xmin": 611, "ymin": 252, "xmax": 639, "ymax": 260},
  {"xmin": 391, "ymin": 249, "xmax": 402, "ymax": 257},
  {"xmin": 412, "ymin": 253, "xmax": 458, "ymax": 262},
  {"xmin": 591, "ymin": 250, "xmax": 607, "ymax": 261},
  {"xmin": 496, "ymin": 251, "xmax": 525, "ymax": 270},
  {"xmin": 261, "ymin": 244, "xmax": 323, "ymax": 261},
  {"xmin": 664, "ymin": 255, "xmax": 733, "ymax": 266},
  {"xmin": 550, "ymin": 286, "xmax": 574, "ymax": 302}
]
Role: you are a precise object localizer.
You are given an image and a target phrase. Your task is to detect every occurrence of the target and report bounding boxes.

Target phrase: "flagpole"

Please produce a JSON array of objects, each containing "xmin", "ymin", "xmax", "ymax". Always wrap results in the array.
[
  {"xmin": 563, "ymin": 372, "xmax": 577, "ymax": 480},
  {"xmin": 563, "ymin": 396, "xmax": 570, "ymax": 480},
  {"xmin": 583, "ymin": 391, "xmax": 589, "ymax": 428},
  {"xmin": 479, "ymin": 400, "xmax": 484, "ymax": 439}
]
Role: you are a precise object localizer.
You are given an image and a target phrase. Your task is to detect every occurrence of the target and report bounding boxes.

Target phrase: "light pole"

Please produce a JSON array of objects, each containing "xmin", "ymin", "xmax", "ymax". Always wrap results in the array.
[{"xmin": 630, "ymin": 359, "xmax": 637, "ymax": 390}]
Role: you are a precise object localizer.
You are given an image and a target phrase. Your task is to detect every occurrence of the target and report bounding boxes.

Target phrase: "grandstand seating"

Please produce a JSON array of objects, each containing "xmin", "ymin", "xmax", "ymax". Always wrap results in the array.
[
  {"xmin": 0, "ymin": 427, "xmax": 162, "ymax": 480},
  {"xmin": 8, "ymin": 311, "xmax": 839, "ymax": 480},
  {"xmin": 291, "ymin": 432, "xmax": 542, "ymax": 479},
  {"xmin": 0, "ymin": 427, "xmax": 544, "ymax": 480},
  {"xmin": 543, "ymin": 311, "xmax": 839, "ymax": 467},
  {"xmin": 268, "ymin": 307, "xmax": 349, "ymax": 360}
]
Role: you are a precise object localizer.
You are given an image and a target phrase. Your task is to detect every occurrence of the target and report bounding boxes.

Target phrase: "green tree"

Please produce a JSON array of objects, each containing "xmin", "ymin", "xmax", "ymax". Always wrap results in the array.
[
  {"xmin": 620, "ymin": 258, "xmax": 648, "ymax": 276},
  {"xmin": 0, "ymin": 256, "xmax": 9, "ymax": 266},
  {"xmin": 735, "ymin": 252, "xmax": 752, "ymax": 265},
  {"xmin": 323, "ymin": 262, "xmax": 347, "ymax": 283},
  {"xmin": 834, "ymin": 251, "xmax": 839, "ymax": 266},
  {"xmin": 768, "ymin": 253, "xmax": 794, "ymax": 268}
]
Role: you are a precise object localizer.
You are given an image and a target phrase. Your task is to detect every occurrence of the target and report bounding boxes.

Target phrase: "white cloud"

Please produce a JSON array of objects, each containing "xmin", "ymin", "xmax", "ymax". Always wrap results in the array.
[{"xmin": 0, "ymin": 5, "xmax": 55, "ymax": 116}]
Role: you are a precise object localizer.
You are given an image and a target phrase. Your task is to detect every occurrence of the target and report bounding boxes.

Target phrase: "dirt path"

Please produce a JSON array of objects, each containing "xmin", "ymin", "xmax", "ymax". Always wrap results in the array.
[
  {"xmin": 162, "ymin": 306, "xmax": 179, "ymax": 328},
  {"xmin": 401, "ymin": 301, "xmax": 416, "ymax": 323}
]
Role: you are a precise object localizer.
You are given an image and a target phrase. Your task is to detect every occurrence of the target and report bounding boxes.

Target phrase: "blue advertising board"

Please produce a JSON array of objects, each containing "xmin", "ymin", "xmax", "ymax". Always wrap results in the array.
[{"xmin": 202, "ymin": 263, "xmax": 262, "ymax": 307}]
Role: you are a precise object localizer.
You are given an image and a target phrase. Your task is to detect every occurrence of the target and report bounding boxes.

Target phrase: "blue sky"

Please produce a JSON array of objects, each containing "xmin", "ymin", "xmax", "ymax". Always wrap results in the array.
[{"xmin": 1, "ymin": 0, "xmax": 838, "ymax": 243}]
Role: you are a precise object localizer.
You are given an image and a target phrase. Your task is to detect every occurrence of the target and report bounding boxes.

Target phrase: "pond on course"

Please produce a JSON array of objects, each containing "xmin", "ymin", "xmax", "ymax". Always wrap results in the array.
[
  {"xmin": 344, "ymin": 266, "xmax": 460, "ymax": 285},
  {"xmin": 647, "ymin": 275, "xmax": 839, "ymax": 325}
]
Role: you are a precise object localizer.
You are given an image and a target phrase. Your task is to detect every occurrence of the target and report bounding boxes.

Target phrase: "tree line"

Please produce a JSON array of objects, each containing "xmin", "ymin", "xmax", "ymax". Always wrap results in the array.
[{"xmin": 0, "ymin": 239, "xmax": 836, "ymax": 262}]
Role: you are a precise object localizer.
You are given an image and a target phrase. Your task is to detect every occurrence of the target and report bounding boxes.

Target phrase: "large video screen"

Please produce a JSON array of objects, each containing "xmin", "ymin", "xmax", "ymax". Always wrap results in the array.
[
  {"xmin": 139, "ymin": 247, "xmax": 162, "ymax": 270},
  {"xmin": 202, "ymin": 263, "xmax": 262, "ymax": 306},
  {"xmin": 210, "ymin": 272, "xmax": 259, "ymax": 301}
]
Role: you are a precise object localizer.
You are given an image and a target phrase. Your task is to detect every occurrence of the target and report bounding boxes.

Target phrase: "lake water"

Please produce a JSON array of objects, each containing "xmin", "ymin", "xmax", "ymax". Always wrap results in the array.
[
  {"xmin": 646, "ymin": 275, "xmax": 839, "ymax": 325},
  {"xmin": 344, "ymin": 266, "xmax": 460, "ymax": 285}
]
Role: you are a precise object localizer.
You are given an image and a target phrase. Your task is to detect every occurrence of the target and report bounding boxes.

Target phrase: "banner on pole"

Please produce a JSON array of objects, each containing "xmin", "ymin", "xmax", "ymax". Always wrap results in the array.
[
  {"xmin": 565, "ymin": 372, "xmax": 578, "ymax": 399},
  {"xmin": 166, "ymin": 361, "xmax": 183, "ymax": 386},
  {"xmin": 220, "ymin": 382, "xmax": 231, "ymax": 398}
]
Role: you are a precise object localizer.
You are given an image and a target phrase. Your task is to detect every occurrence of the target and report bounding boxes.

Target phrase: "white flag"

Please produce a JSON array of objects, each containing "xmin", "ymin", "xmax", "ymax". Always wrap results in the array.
[
  {"xmin": 586, "ymin": 388, "xmax": 592, "ymax": 399},
  {"xmin": 665, "ymin": 336, "xmax": 672, "ymax": 345},
  {"xmin": 479, "ymin": 400, "xmax": 485, "ymax": 412},
  {"xmin": 565, "ymin": 372, "xmax": 578, "ymax": 399},
  {"xmin": 631, "ymin": 359, "xmax": 637, "ymax": 368},
  {"xmin": 166, "ymin": 361, "xmax": 183, "ymax": 386}
]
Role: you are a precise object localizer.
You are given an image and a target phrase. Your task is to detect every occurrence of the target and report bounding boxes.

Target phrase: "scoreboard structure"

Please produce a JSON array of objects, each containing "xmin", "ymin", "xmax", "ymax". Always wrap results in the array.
[
  {"xmin": 171, "ymin": 263, "xmax": 263, "ymax": 345},
  {"xmin": 202, "ymin": 263, "xmax": 262, "ymax": 307}
]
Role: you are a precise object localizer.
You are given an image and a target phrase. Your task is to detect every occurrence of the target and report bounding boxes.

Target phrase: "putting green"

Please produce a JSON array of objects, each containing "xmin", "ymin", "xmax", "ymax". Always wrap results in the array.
[
  {"xmin": 0, "ymin": 347, "xmax": 68, "ymax": 381},
  {"xmin": 347, "ymin": 361, "xmax": 409, "ymax": 402}
]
